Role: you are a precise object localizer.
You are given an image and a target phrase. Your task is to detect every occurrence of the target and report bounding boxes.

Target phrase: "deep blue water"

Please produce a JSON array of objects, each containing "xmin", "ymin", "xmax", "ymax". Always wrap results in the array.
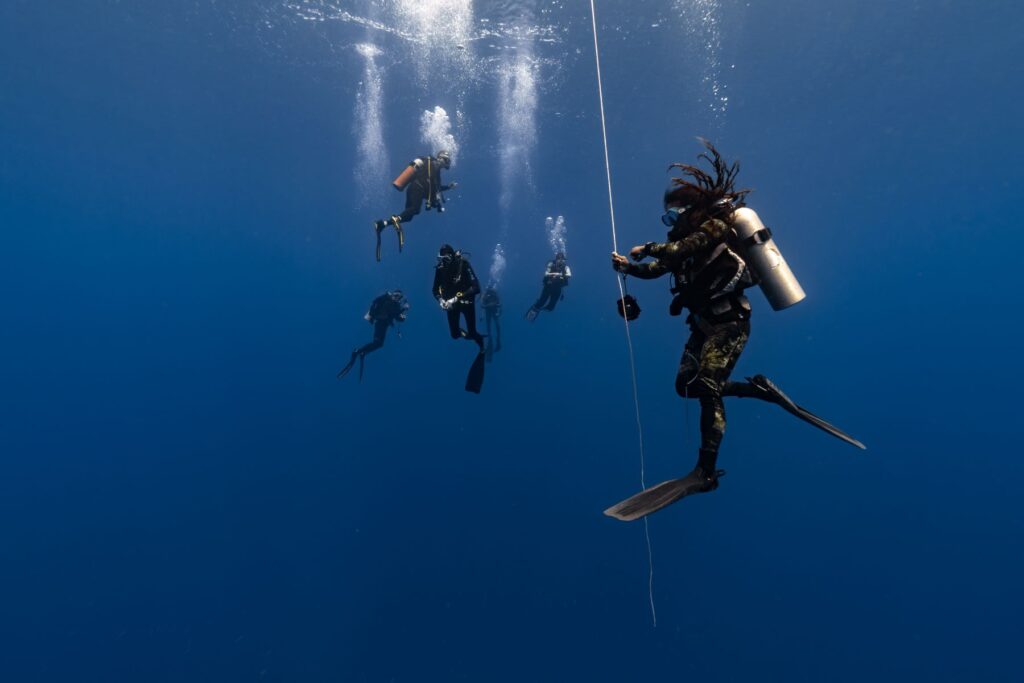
[{"xmin": 2, "ymin": 1, "xmax": 1022, "ymax": 681}]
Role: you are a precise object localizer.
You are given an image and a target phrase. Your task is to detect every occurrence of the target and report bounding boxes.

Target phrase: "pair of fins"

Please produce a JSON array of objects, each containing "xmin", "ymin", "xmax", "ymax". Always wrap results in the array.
[
  {"xmin": 374, "ymin": 216, "xmax": 404, "ymax": 262},
  {"xmin": 337, "ymin": 351, "xmax": 365, "ymax": 382},
  {"xmin": 604, "ymin": 375, "xmax": 866, "ymax": 522}
]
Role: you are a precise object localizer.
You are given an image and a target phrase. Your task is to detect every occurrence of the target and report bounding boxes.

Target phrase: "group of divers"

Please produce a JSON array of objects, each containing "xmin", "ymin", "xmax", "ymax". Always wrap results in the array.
[{"xmin": 340, "ymin": 141, "xmax": 866, "ymax": 521}]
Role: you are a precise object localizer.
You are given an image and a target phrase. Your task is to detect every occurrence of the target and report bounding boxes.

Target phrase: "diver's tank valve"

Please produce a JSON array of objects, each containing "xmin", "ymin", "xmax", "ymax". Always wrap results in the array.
[{"xmin": 731, "ymin": 207, "xmax": 805, "ymax": 311}]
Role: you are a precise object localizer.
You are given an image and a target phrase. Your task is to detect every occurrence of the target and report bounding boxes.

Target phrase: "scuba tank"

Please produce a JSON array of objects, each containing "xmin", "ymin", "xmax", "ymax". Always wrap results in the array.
[
  {"xmin": 392, "ymin": 159, "xmax": 422, "ymax": 191},
  {"xmin": 731, "ymin": 207, "xmax": 805, "ymax": 311}
]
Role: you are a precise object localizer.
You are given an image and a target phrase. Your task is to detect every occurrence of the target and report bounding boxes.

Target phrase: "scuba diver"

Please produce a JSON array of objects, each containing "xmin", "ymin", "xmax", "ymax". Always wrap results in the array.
[
  {"xmin": 604, "ymin": 140, "xmax": 865, "ymax": 522},
  {"xmin": 525, "ymin": 252, "xmax": 571, "ymax": 322},
  {"xmin": 432, "ymin": 244, "xmax": 486, "ymax": 392},
  {"xmin": 337, "ymin": 289, "xmax": 409, "ymax": 381},
  {"xmin": 373, "ymin": 150, "xmax": 458, "ymax": 261},
  {"xmin": 481, "ymin": 286, "xmax": 502, "ymax": 361}
]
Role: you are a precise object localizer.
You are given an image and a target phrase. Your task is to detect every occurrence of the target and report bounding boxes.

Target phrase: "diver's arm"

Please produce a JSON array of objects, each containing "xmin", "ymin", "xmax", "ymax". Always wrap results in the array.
[
  {"xmin": 644, "ymin": 219, "xmax": 728, "ymax": 263},
  {"xmin": 612, "ymin": 251, "xmax": 670, "ymax": 279},
  {"xmin": 464, "ymin": 264, "xmax": 481, "ymax": 297},
  {"xmin": 432, "ymin": 268, "xmax": 444, "ymax": 301},
  {"xmin": 623, "ymin": 260, "xmax": 672, "ymax": 279}
]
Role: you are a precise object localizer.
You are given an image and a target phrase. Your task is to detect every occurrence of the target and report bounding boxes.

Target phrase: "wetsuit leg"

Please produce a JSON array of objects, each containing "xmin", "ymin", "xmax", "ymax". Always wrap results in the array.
[
  {"xmin": 542, "ymin": 284, "xmax": 563, "ymax": 311},
  {"xmin": 675, "ymin": 320, "xmax": 750, "ymax": 470},
  {"xmin": 355, "ymin": 320, "xmax": 390, "ymax": 357},
  {"xmin": 459, "ymin": 302, "xmax": 484, "ymax": 347},
  {"xmin": 532, "ymin": 284, "xmax": 558, "ymax": 311},
  {"xmin": 397, "ymin": 183, "xmax": 426, "ymax": 223},
  {"xmin": 446, "ymin": 308, "xmax": 462, "ymax": 339}
]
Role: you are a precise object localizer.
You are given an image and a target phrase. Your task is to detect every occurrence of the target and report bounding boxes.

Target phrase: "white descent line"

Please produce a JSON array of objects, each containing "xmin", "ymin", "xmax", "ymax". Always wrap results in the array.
[{"xmin": 588, "ymin": 0, "xmax": 656, "ymax": 628}]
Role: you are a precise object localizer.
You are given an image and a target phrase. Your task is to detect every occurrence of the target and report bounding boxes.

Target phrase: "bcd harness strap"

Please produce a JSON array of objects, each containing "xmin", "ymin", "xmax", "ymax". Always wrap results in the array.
[{"xmin": 741, "ymin": 226, "xmax": 772, "ymax": 248}]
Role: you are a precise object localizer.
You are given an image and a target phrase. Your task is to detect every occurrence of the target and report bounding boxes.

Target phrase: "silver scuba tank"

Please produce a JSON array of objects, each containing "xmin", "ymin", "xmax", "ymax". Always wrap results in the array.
[{"xmin": 731, "ymin": 207, "xmax": 805, "ymax": 311}]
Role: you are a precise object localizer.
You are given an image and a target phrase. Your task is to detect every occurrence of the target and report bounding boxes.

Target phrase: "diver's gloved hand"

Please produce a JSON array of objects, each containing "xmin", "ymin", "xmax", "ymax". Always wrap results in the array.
[
  {"xmin": 611, "ymin": 252, "xmax": 630, "ymax": 272},
  {"xmin": 629, "ymin": 244, "xmax": 649, "ymax": 261},
  {"xmin": 448, "ymin": 181, "xmax": 458, "ymax": 190},
  {"xmin": 439, "ymin": 297, "xmax": 458, "ymax": 310}
]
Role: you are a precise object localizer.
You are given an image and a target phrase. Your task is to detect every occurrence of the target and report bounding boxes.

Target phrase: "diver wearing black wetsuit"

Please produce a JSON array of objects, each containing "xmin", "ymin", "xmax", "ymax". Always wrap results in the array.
[
  {"xmin": 481, "ymin": 286, "xmax": 502, "ymax": 359},
  {"xmin": 433, "ymin": 244, "xmax": 484, "ymax": 349},
  {"xmin": 526, "ymin": 252, "xmax": 571, "ymax": 321},
  {"xmin": 374, "ymin": 151, "xmax": 457, "ymax": 260},
  {"xmin": 338, "ymin": 290, "xmax": 409, "ymax": 381}
]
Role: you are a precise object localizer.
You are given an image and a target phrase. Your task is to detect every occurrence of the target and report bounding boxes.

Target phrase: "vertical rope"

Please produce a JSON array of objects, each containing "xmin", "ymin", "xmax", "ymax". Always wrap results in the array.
[{"xmin": 588, "ymin": 0, "xmax": 656, "ymax": 628}]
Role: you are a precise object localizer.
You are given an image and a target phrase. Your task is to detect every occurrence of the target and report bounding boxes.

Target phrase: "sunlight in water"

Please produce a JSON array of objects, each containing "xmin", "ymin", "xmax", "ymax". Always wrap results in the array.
[
  {"xmin": 497, "ymin": 50, "xmax": 539, "ymax": 211},
  {"xmin": 675, "ymin": 0, "xmax": 729, "ymax": 117}
]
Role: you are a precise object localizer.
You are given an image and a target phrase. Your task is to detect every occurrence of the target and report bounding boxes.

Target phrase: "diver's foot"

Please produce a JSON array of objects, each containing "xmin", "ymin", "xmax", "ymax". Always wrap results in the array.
[
  {"xmin": 373, "ymin": 220, "xmax": 385, "ymax": 233},
  {"xmin": 681, "ymin": 466, "xmax": 724, "ymax": 495},
  {"xmin": 747, "ymin": 374, "xmax": 795, "ymax": 409}
]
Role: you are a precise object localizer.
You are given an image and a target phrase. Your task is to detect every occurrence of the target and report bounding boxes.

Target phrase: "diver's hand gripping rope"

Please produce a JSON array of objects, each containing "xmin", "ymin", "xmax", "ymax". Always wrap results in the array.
[{"xmin": 589, "ymin": 0, "xmax": 656, "ymax": 628}]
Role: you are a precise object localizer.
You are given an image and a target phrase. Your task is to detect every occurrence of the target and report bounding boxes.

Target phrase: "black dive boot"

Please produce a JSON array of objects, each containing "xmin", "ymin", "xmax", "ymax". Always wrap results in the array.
[{"xmin": 746, "ymin": 374, "xmax": 866, "ymax": 450}]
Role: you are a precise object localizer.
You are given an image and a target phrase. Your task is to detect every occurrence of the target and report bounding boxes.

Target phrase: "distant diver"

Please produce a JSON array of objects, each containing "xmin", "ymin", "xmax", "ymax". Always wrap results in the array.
[
  {"xmin": 338, "ymin": 289, "xmax": 410, "ymax": 381},
  {"xmin": 432, "ymin": 244, "xmax": 486, "ymax": 392},
  {"xmin": 525, "ymin": 251, "xmax": 572, "ymax": 322},
  {"xmin": 605, "ymin": 140, "xmax": 865, "ymax": 522},
  {"xmin": 374, "ymin": 150, "xmax": 457, "ymax": 261},
  {"xmin": 481, "ymin": 285, "xmax": 502, "ymax": 361}
]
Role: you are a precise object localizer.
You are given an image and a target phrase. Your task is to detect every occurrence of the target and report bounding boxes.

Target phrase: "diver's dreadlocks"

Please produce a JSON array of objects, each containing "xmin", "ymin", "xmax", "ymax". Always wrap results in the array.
[{"xmin": 666, "ymin": 138, "xmax": 750, "ymax": 217}]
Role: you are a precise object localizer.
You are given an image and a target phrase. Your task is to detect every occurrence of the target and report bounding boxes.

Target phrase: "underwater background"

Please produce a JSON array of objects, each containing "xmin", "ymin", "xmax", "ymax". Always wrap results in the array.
[{"xmin": 2, "ymin": 1, "xmax": 1022, "ymax": 681}]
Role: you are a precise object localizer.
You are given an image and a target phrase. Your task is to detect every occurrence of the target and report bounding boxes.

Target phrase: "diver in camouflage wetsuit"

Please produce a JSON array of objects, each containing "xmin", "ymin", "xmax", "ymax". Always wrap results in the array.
[
  {"xmin": 606, "ymin": 142, "xmax": 865, "ymax": 521},
  {"xmin": 610, "ymin": 142, "xmax": 807, "ymax": 500}
]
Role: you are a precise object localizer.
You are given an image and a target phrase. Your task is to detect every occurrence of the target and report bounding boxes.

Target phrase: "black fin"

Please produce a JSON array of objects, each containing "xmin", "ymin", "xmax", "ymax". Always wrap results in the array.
[
  {"xmin": 746, "ymin": 375, "xmax": 866, "ymax": 450},
  {"xmin": 465, "ymin": 351, "xmax": 485, "ymax": 394},
  {"xmin": 337, "ymin": 351, "xmax": 358, "ymax": 379},
  {"xmin": 604, "ymin": 469, "xmax": 722, "ymax": 522}
]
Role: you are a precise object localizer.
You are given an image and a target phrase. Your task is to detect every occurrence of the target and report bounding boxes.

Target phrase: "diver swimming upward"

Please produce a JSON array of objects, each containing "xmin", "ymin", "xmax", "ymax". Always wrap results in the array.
[
  {"xmin": 338, "ymin": 290, "xmax": 409, "ymax": 382},
  {"xmin": 605, "ymin": 140, "xmax": 865, "ymax": 522},
  {"xmin": 373, "ymin": 150, "xmax": 458, "ymax": 261}
]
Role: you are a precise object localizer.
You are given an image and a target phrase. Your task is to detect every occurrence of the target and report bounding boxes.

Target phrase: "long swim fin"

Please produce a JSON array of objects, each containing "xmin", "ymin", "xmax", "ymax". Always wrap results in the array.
[
  {"xmin": 747, "ymin": 375, "xmax": 866, "ymax": 450},
  {"xmin": 337, "ymin": 351, "xmax": 358, "ymax": 379},
  {"xmin": 391, "ymin": 216, "xmax": 404, "ymax": 253},
  {"xmin": 465, "ymin": 351, "xmax": 485, "ymax": 394},
  {"xmin": 374, "ymin": 222, "xmax": 383, "ymax": 262},
  {"xmin": 604, "ymin": 468, "xmax": 723, "ymax": 522}
]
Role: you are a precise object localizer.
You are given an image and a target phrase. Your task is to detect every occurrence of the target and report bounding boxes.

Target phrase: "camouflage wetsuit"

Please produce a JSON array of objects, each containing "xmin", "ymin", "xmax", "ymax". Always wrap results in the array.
[{"xmin": 620, "ymin": 217, "xmax": 766, "ymax": 473}]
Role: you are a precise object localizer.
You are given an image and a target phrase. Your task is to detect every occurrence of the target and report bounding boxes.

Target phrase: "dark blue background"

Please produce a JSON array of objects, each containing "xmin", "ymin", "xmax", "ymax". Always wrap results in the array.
[{"xmin": 2, "ymin": 1, "xmax": 1021, "ymax": 680}]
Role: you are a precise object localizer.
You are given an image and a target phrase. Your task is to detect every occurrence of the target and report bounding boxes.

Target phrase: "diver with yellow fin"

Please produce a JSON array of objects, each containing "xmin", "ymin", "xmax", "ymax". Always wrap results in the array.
[
  {"xmin": 605, "ymin": 140, "xmax": 865, "ymax": 522},
  {"xmin": 373, "ymin": 151, "xmax": 457, "ymax": 261}
]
